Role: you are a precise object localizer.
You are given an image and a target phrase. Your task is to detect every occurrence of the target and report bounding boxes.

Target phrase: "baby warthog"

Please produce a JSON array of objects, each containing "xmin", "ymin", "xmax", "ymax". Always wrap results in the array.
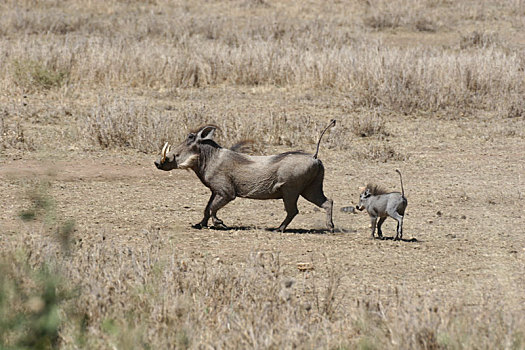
[
  {"xmin": 356, "ymin": 169, "xmax": 407, "ymax": 240},
  {"xmin": 154, "ymin": 120, "xmax": 336, "ymax": 232}
]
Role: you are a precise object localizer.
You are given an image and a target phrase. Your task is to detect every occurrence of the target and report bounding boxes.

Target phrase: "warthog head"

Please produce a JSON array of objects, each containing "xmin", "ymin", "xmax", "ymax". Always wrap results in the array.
[
  {"xmin": 154, "ymin": 125, "xmax": 216, "ymax": 171},
  {"xmin": 356, "ymin": 184, "xmax": 387, "ymax": 211}
]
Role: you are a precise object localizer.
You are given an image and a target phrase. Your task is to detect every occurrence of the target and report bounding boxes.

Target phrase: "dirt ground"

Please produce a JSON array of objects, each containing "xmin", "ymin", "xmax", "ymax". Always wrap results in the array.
[{"xmin": 2, "ymin": 97, "xmax": 524, "ymax": 314}]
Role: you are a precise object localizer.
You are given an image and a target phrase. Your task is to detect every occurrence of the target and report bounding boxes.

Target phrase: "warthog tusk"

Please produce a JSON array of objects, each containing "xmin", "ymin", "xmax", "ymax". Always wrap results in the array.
[{"xmin": 161, "ymin": 142, "xmax": 169, "ymax": 163}]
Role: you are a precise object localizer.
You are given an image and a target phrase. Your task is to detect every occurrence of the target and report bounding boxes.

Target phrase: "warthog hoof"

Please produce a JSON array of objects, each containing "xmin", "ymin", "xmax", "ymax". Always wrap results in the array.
[
  {"xmin": 192, "ymin": 223, "xmax": 207, "ymax": 229},
  {"xmin": 213, "ymin": 223, "xmax": 229, "ymax": 230}
]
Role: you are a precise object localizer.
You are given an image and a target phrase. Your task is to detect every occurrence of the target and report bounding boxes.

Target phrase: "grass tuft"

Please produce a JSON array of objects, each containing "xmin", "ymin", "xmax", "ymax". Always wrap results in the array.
[
  {"xmin": 353, "ymin": 143, "xmax": 407, "ymax": 163},
  {"xmin": 350, "ymin": 110, "xmax": 388, "ymax": 138},
  {"xmin": 1, "ymin": 110, "xmax": 34, "ymax": 151},
  {"xmin": 13, "ymin": 59, "xmax": 69, "ymax": 91},
  {"xmin": 460, "ymin": 31, "xmax": 500, "ymax": 49}
]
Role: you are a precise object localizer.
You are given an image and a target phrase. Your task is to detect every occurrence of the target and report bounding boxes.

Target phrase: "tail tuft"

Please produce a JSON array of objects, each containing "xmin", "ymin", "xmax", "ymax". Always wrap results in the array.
[{"xmin": 395, "ymin": 169, "xmax": 405, "ymax": 197}]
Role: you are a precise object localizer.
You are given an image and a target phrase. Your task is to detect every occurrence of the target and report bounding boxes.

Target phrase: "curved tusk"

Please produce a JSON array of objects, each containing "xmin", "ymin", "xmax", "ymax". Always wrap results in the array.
[
  {"xmin": 161, "ymin": 142, "xmax": 169, "ymax": 163},
  {"xmin": 166, "ymin": 145, "xmax": 171, "ymax": 155}
]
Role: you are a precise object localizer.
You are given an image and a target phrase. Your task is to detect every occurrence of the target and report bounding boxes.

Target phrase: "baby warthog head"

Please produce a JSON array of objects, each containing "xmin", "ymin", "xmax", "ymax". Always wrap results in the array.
[
  {"xmin": 356, "ymin": 184, "xmax": 387, "ymax": 211},
  {"xmin": 154, "ymin": 125, "xmax": 216, "ymax": 171},
  {"xmin": 356, "ymin": 187, "xmax": 371, "ymax": 211}
]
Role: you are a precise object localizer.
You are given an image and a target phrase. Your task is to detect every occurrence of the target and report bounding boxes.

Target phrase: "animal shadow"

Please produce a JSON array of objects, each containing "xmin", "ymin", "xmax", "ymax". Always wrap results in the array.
[
  {"xmin": 206, "ymin": 225, "xmax": 256, "ymax": 231},
  {"xmin": 376, "ymin": 236, "xmax": 419, "ymax": 243},
  {"xmin": 198, "ymin": 225, "xmax": 357, "ymax": 235},
  {"xmin": 265, "ymin": 227, "xmax": 355, "ymax": 234}
]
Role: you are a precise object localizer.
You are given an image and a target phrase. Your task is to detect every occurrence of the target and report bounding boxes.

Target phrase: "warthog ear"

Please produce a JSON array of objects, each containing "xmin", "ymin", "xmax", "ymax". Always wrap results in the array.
[{"xmin": 197, "ymin": 125, "xmax": 216, "ymax": 141}]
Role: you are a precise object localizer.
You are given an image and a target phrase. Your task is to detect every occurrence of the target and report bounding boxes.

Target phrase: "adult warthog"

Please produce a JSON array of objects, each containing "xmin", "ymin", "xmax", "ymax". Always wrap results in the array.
[{"xmin": 154, "ymin": 120, "xmax": 336, "ymax": 232}]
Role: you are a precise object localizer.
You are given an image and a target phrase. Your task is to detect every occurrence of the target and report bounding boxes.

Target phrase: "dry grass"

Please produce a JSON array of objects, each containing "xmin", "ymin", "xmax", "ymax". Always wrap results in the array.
[
  {"xmin": 83, "ymin": 96, "xmax": 343, "ymax": 153},
  {"xmin": 352, "ymin": 143, "xmax": 408, "ymax": 163},
  {"xmin": 3, "ymin": 196, "xmax": 523, "ymax": 349},
  {"xmin": 1, "ymin": 1, "xmax": 524, "ymax": 128},
  {"xmin": 12, "ymin": 59, "xmax": 69, "ymax": 91},
  {"xmin": 363, "ymin": 0, "xmax": 440, "ymax": 31},
  {"xmin": 350, "ymin": 109, "xmax": 388, "ymax": 138},
  {"xmin": 2, "ymin": 30, "xmax": 521, "ymax": 117},
  {"xmin": 0, "ymin": 109, "xmax": 33, "ymax": 151}
]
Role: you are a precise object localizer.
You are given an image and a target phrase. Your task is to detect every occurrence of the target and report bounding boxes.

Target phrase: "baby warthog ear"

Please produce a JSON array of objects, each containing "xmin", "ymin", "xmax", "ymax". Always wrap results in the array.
[{"xmin": 197, "ymin": 125, "xmax": 217, "ymax": 141}]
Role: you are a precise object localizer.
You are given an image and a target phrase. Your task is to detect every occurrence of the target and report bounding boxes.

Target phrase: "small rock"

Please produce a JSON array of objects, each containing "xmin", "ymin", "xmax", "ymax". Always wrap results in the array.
[
  {"xmin": 297, "ymin": 262, "xmax": 314, "ymax": 271},
  {"xmin": 340, "ymin": 206, "xmax": 356, "ymax": 214}
]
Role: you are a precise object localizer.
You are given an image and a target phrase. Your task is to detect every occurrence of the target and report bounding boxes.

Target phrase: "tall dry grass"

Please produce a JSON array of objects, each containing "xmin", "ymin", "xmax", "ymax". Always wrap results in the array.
[
  {"xmin": 1, "ymin": 0, "xmax": 519, "ymax": 153},
  {"xmin": 3, "ymin": 28, "xmax": 523, "ymax": 114},
  {"xmin": 1, "ymin": 1, "xmax": 524, "ymax": 117},
  {"xmin": 82, "ymin": 96, "xmax": 346, "ymax": 153}
]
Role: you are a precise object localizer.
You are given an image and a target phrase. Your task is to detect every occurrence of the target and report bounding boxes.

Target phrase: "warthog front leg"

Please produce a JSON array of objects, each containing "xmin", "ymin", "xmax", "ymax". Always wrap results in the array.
[
  {"xmin": 192, "ymin": 192, "xmax": 233, "ymax": 230},
  {"xmin": 192, "ymin": 192, "xmax": 216, "ymax": 229},
  {"xmin": 376, "ymin": 217, "xmax": 386, "ymax": 239},
  {"xmin": 209, "ymin": 193, "xmax": 234, "ymax": 229},
  {"xmin": 192, "ymin": 192, "xmax": 234, "ymax": 230},
  {"xmin": 370, "ymin": 216, "xmax": 378, "ymax": 238}
]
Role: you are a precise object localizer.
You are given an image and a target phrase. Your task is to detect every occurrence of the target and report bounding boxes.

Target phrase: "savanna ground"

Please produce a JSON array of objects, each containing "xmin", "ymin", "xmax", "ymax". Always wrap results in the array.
[{"xmin": 1, "ymin": 0, "xmax": 524, "ymax": 348}]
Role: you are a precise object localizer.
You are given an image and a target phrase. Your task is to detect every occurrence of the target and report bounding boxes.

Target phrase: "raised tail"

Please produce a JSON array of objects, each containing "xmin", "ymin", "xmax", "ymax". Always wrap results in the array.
[
  {"xmin": 313, "ymin": 119, "xmax": 336, "ymax": 159},
  {"xmin": 396, "ymin": 169, "xmax": 405, "ymax": 197}
]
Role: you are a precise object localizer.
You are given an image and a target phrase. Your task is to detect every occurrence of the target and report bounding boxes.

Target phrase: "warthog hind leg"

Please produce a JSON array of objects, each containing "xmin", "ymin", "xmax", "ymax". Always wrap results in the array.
[
  {"xmin": 276, "ymin": 192, "xmax": 299, "ymax": 232},
  {"xmin": 301, "ymin": 182, "xmax": 334, "ymax": 233}
]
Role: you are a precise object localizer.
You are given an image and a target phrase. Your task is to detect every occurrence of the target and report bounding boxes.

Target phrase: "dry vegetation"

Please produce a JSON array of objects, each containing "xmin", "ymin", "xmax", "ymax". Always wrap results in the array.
[
  {"xmin": 1, "ymin": 0, "xmax": 525, "ymax": 349},
  {"xmin": 4, "ymin": 191, "xmax": 524, "ymax": 349}
]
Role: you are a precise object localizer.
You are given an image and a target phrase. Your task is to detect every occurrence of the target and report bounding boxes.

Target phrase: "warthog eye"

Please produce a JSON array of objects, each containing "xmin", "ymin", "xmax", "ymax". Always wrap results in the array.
[{"xmin": 186, "ymin": 133, "xmax": 196, "ymax": 145}]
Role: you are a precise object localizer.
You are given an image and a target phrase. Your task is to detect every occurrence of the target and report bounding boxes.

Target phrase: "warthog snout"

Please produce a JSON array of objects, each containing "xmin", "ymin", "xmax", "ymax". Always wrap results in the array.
[
  {"xmin": 154, "ymin": 160, "xmax": 167, "ymax": 169},
  {"xmin": 154, "ymin": 142, "xmax": 179, "ymax": 171}
]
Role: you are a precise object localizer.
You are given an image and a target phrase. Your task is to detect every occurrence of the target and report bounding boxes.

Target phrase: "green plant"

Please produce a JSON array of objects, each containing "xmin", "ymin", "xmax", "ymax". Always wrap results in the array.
[
  {"xmin": 0, "ymin": 260, "xmax": 64, "ymax": 350},
  {"xmin": 13, "ymin": 59, "xmax": 69, "ymax": 91},
  {"xmin": 0, "ymin": 180, "xmax": 84, "ymax": 349}
]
